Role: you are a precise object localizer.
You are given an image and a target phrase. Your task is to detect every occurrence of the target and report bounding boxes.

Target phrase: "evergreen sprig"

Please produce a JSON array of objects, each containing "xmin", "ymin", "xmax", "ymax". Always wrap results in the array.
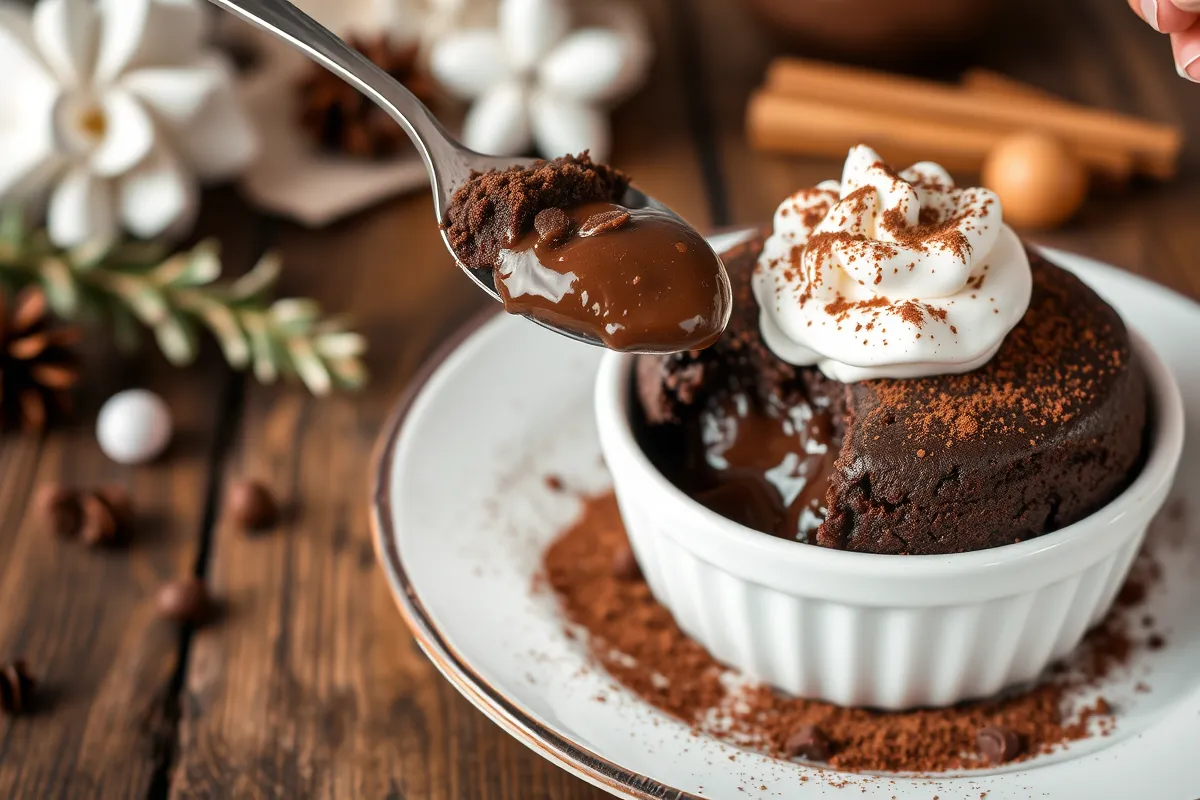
[{"xmin": 0, "ymin": 209, "xmax": 366, "ymax": 394}]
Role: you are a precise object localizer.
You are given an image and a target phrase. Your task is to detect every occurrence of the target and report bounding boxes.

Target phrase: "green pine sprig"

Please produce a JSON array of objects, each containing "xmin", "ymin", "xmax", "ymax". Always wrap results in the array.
[{"xmin": 0, "ymin": 209, "xmax": 366, "ymax": 394}]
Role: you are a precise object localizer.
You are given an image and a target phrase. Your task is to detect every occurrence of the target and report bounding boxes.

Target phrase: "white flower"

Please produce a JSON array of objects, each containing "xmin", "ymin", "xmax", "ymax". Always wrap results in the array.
[
  {"xmin": 0, "ymin": 0, "xmax": 257, "ymax": 247},
  {"xmin": 429, "ymin": 0, "xmax": 649, "ymax": 161}
]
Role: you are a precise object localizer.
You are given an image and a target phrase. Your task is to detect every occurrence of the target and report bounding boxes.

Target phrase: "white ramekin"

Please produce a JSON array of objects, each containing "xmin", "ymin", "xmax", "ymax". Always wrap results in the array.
[{"xmin": 594, "ymin": 331, "xmax": 1184, "ymax": 710}]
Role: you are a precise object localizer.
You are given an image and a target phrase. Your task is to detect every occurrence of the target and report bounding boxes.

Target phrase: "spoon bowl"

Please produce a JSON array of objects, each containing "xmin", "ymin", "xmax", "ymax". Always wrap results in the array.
[
  {"xmin": 446, "ymin": 180, "xmax": 693, "ymax": 350},
  {"xmin": 207, "ymin": 0, "xmax": 729, "ymax": 353}
]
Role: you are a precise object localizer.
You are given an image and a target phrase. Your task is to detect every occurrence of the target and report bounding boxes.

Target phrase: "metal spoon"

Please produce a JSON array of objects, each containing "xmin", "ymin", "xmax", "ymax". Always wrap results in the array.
[{"xmin": 206, "ymin": 0, "xmax": 729, "ymax": 352}]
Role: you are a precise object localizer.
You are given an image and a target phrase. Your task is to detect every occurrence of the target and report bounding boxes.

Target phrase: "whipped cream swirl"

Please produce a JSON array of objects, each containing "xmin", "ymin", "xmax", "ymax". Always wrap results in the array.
[{"xmin": 752, "ymin": 145, "xmax": 1031, "ymax": 383}]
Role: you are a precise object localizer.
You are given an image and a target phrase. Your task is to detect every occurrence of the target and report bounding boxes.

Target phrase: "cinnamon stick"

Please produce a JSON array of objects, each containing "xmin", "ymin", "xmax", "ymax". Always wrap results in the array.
[
  {"xmin": 747, "ymin": 90, "xmax": 1139, "ymax": 179},
  {"xmin": 748, "ymin": 91, "xmax": 999, "ymax": 173},
  {"xmin": 960, "ymin": 70, "xmax": 1133, "ymax": 183},
  {"xmin": 766, "ymin": 58, "xmax": 1179, "ymax": 179},
  {"xmin": 960, "ymin": 68, "xmax": 1059, "ymax": 102}
]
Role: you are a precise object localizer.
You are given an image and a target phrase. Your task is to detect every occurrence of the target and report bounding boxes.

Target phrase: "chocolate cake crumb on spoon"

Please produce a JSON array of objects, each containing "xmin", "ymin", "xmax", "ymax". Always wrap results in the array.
[{"xmin": 206, "ymin": 0, "xmax": 731, "ymax": 354}]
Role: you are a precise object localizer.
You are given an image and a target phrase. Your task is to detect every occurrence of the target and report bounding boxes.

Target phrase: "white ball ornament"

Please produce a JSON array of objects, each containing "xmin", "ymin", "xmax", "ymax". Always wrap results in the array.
[{"xmin": 97, "ymin": 390, "xmax": 174, "ymax": 465}]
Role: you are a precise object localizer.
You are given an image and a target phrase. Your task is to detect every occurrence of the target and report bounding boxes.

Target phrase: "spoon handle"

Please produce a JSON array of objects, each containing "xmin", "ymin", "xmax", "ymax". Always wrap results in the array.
[{"xmin": 206, "ymin": 0, "xmax": 469, "ymax": 215}]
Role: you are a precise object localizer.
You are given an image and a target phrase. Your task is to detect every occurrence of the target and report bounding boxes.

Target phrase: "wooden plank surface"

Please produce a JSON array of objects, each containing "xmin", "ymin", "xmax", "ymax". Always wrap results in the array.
[
  {"xmin": 0, "ymin": 191, "xmax": 258, "ymax": 799},
  {"xmin": 0, "ymin": 0, "xmax": 1194, "ymax": 798}
]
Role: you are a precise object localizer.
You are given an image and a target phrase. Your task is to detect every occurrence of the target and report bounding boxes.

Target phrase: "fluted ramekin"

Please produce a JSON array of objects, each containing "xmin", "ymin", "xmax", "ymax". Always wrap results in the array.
[{"xmin": 594, "ymin": 331, "xmax": 1183, "ymax": 709}]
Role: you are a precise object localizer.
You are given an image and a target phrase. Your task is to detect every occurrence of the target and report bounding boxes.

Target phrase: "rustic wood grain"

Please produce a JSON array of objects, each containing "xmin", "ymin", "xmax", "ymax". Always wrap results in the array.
[
  {"xmin": 0, "ymin": 1, "xmax": 1196, "ymax": 798},
  {"xmin": 0, "ymin": 189, "xmax": 259, "ymax": 799}
]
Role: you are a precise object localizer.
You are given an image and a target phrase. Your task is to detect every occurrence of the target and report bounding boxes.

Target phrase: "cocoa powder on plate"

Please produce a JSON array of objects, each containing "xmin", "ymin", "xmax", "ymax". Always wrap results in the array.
[{"xmin": 542, "ymin": 491, "xmax": 1157, "ymax": 774}]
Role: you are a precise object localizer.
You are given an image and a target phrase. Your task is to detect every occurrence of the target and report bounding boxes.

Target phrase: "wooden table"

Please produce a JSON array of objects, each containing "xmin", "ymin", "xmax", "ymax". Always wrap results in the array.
[{"xmin": 0, "ymin": 0, "xmax": 1195, "ymax": 797}]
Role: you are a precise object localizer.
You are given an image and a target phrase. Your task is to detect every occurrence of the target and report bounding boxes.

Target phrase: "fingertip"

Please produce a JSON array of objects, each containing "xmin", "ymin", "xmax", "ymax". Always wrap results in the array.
[
  {"xmin": 1171, "ymin": 27, "xmax": 1200, "ymax": 80},
  {"xmin": 1156, "ymin": 0, "xmax": 1200, "ymax": 32}
]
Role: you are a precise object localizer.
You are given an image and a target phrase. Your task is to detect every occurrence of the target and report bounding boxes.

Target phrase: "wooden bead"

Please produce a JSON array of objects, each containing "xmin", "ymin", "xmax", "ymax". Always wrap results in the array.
[{"xmin": 981, "ymin": 132, "xmax": 1087, "ymax": 229}]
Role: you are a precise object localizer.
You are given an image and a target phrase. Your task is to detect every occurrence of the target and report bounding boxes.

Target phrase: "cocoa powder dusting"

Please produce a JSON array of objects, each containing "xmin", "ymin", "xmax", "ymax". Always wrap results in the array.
[
  {"xmin": 867, "ymin": 260, "xmax": 1124, "ymax": 444},
  {"xmin": 897, "ymin": 301, "xmax": 926, "ymax": 328},
  {"xmin": 782, "ymin": 162, "xmax": 984, "ymax": 322},
  {"xmin": 542, "ymin": 492, "xmax": 1158, "ymax": 774},
  {"xmin": 877, "ymin": 200, "xmax": 973, "ymax": 266}
]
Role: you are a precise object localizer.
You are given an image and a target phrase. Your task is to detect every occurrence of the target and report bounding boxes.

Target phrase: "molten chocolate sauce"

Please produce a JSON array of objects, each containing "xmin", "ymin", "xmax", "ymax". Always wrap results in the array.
[
  {"xmin": 494, "ymin": 202, "xmax": 730, "ymax": 353},
  {"xmin": 693, "ymin": 391, "xmax": 840, "ymax": 542}
]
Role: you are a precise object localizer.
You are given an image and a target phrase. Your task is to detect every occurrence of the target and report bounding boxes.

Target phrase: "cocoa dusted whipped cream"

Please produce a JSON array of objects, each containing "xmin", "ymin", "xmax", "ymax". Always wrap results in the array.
[
  {"xmin": 753, "ymin": 145, "xmax": 1032, "ymax": 382},
  {"xmin": 443, "ymin": 154, "xmax": 731, "ymax": 353}
]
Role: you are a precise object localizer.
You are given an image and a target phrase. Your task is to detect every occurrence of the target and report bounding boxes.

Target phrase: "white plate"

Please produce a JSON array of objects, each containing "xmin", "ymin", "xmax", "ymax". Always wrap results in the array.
[{"xmin": 371, "ymin": 236, "xmax": 1200, "ymax": 799}]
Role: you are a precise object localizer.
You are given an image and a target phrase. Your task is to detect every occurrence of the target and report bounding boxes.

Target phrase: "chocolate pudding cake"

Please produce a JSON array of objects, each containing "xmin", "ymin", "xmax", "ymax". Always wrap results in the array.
[
  {"xmin": 635, "ymin": 147, "xmax": 1148, "ymax": 555},
  {"xmin": 443, "ymin": 154, "xmax": 731, "ymax": 353}
]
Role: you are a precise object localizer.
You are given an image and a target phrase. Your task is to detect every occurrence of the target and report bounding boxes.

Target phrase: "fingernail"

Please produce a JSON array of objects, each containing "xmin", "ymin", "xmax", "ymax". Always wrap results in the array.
[
  {"xmin": 1142, "ymin": 0, "xmax": 1160, "ymax": 31},
  {"xmin": 1177, "ymin": 37, "xmax": 1200, "ymax": 80}
]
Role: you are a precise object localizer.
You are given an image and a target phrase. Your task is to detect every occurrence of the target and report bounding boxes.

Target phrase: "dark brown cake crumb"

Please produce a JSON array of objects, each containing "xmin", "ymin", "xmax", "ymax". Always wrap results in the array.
[
  {"xmin": 534, "ymin": 207, "xmax": 572, "ymax": 244},
  {"xmin": 580, "ymin": 209, "xmax": 632, "ymax": 236},
  {"xmin": 542, "ymin": 491, "xmax": 1155, "ymax": 774},
  {"xmin": 442, "ymin": 153, "xmax": 628, "ymax": 269}
]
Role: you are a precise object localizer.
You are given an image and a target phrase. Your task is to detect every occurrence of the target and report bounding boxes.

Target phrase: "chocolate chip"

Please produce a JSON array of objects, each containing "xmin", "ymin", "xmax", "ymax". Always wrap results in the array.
[
  {"xmin": 35, "ymin": 484, "xmax": 81, "ymax": 538},
  {"xmin": 611, "ymin": 544, "xmax": 642, "ymax": 581},
  {"xmin": 0, "ymin": 660, "xmax": 36, "ymax": 715},
  {"xmin": 534, "ymin": 207, "xmax": 572, "ymax": 244},
  {"xmin": 156, "ymin": 577, "xmax": 211, "ymax": 624},
  {"xmin": 544, "ymin": 474, "xmax": 565, "ymax": 492},
  {"xmin": 580, "ymin": 209, "xmax": 631, "ymax": 237},
  {"xmin": 79, "ymin": 492, "xmax": 119, "ymax": 547},
  {"xmin": 1147, "ymin": 633, "xmax": 1166, "ymax": 650},
  {"xmin": 784, "ymin": 724, "xmax": 831, "ymax": 761},
  {"xmin": 976, "ymin": 725, "xmax": 1021, "ymax": 763},
  {"xmin": 227, "ymin": 480, "xmax": 279, "ymax": 532}
]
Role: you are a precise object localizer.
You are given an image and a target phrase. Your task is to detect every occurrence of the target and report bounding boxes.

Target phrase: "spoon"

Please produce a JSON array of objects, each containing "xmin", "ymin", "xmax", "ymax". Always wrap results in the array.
[{"xmin": 206, "ymin": 0, "xmax": 730, "ymax": 353}]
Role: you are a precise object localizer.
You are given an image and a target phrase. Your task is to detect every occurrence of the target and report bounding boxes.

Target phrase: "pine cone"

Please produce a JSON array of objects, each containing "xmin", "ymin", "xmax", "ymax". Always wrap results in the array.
[
  {"xmin": 0, "ymin": 287, "xmax": 80, "ymax": 432},
  {"xmin": 298, "ymin": 36, "xmax": 436, "ymax": 159}
]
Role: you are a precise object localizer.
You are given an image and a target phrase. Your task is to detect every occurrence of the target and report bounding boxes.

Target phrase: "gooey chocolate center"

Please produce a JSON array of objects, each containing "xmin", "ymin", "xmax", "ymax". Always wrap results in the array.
[
  {"xmin": 692, "ymin": 390, "xmax": 841, "ymax": 542},
  {"xmin": 494, "ymin": 202, "xmax": 731, "ymax": 353}
]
